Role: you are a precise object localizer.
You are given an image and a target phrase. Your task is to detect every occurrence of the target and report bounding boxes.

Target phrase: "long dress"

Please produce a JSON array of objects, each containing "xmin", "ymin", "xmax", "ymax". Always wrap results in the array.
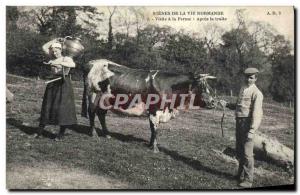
[{"xmin": 40, "ymin": 56, "xmax": 77, "ymax": 126}]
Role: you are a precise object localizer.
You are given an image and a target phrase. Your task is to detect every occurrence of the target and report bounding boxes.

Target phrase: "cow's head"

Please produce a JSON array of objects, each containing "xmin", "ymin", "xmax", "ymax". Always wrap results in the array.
[
  {"xmin": 193, "ymin": 74, "xmax": 216, "ymax": 109},
  {"xmin": 87, "ymin": 59, "xmax": 115, "ymax": 92}
]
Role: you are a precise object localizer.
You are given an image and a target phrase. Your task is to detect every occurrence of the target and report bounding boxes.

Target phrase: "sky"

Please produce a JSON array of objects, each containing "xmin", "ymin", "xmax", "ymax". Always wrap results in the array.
[
  {"xmin": 11, "ymin": 6, "xmax": 295, "ymax": 46},
  {"xmin": 94, "ymin": 6, "xmax": 294, "ymax": 44}
]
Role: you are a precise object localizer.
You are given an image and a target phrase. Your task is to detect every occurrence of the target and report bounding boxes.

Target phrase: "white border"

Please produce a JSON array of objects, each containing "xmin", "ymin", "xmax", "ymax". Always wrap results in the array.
[{"xmin": 1, "ymin": 0, "xmax": 298, "ymax": 194}]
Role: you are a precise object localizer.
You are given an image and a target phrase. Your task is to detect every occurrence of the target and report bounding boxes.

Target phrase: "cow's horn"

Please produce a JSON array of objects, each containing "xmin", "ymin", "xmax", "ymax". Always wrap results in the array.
[
  {"xmin": 206, "ymin": 76, "xmax": 216, "ymax": 79},
  {"xmin": 199, "ymin": 74, "xmax": 209, "ymax": 77}
]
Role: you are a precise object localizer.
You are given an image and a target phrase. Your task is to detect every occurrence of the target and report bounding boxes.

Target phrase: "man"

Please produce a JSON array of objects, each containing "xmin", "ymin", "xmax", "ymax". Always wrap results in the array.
[{"xmin": 220, "ymin": 67, "xmax": 263, "ymax": 188}]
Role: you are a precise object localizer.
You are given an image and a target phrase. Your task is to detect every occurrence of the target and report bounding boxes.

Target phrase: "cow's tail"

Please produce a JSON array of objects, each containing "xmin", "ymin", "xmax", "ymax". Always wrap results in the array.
[{"xmin": 81, "ymin": 72, "xmax": 89, "ymax": 118}]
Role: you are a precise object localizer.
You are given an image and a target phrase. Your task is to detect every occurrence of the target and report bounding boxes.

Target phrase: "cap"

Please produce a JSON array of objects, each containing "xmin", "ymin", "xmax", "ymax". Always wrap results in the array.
[
  {"xmin": 50, "ymin": 42, "xmax": 62, "ymax": 49},
  {"xmin": 244, "ymin": 67, "xmax": 259, "ymax": 75}
]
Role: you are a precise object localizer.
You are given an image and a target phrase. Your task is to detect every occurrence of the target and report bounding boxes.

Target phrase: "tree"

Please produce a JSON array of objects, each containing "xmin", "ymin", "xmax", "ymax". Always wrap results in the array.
[
  {"xmin": 201, "ymin": 24, "xmax": 225, "ymax": 57},
  {"xmin": 138, "ymin": 25, "xmax": 171, "ymax": 51},
  {"xmin": 6, "ymin": 6, "xmax": 104, "ymax": 77},
  {"xmin": 269, "ymin": 35, "xmax": 294, "ymax": 102},
  {"xmin": 163, "ymin": 32, "xmax": 207, "ymax": 73},
  {"xmin": 6, "ymin": 6, "xmax": 19, "ymax": 31},
  {"xmin": 17, "ymin": 6, "xmax": 101, "ymax": 37},
  {"xmin": 107, "ymin": 6, "xmax": 117, "ymax": 51},
  {"xmin": 111, "ymin": 33, "xmax": 137, "ymax": 65},
  {"xmin": 130, "ymin": 7, "xmax": 147, "ymax": 44},
  {"xmin": 247, "ymin": 21, "xmax": 279, "ymax": 55},
  {"xmin": 115, "ymin": 7, "xmax": 136, "ymax": 38}
]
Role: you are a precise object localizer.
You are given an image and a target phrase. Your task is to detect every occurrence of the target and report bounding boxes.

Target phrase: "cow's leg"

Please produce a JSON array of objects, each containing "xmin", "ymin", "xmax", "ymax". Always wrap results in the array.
[
  {"xmin": 149, "ymin": 112, "xmax": 159, "ymax": 153},
  {"xmin": 97, "ymin": 109, "xmax": 111, "ymax": 139},
  {"xmin": 88, "ymin": 105, "xmax": 97, "ymax": 137}
]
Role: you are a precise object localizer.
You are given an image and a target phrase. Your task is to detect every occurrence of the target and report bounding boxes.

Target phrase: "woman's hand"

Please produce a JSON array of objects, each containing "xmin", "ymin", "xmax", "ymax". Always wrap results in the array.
[
  {"xmin": 43, "ymin": 60, "xmax": 53, "ymax": 65},
  {"xmin": 57, "ymin": 37, "xmax": 65, "ymax": 42},
  {"xmin": 43, "ymin": 60, "xmax": 61, "ymax": 67}
]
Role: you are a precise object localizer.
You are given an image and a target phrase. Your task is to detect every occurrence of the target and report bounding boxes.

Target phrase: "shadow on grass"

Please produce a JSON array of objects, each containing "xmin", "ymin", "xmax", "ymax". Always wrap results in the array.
[
  {"xmin": 159, "ymin": 146, "xmax": 235, "ymax": 181},
  {"xmin": 7, "ymin": 117, "xmax": 148, "ymax": 144},
  {"xmin": 69, "ymin": 125, "xmax": 148, "ymax": 145},
  {"xmin": 109, "ymin": 132, "xmax": 148, "ymax": 144},
  {"xmin": 224, "ymin": 146, "xmax": 294, "ymax": 173},
  {"xmin": 71, "ymin": 125, "xmax": 236, "ymax": 180},
  {"xmin": 6, "ymin": 118, "xmax": 56, "ymax": 139},
  {"xmin": 68, "ymin": 124, "xmax": 92, "ymax": 136}
]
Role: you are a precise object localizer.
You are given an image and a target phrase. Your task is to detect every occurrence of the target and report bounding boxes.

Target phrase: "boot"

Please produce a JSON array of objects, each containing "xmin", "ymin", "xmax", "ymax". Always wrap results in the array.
[
  {"xmin": 239, "ymin": 181, "xmax": 252, "ymax": 188},
  {"xmin": 103, "ymin": 130, "xmax": 111, "ymax": 139},
  {"xmin": 32, "ymin": 125, "xmax": 45, "ymax": 138},
  {"xmin": 55, "ymin": 126, "xmax": 66, "ymax": 141}
]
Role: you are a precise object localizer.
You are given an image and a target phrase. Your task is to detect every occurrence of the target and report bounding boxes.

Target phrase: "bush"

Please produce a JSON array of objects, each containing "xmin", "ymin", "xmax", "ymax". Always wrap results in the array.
[{"xmin": 7, "ymin": 29, "xmax": 50, "ymax": 77}]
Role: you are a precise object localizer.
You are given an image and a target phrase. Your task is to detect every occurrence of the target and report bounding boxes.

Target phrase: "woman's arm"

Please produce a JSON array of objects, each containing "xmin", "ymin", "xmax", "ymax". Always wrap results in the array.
[
  {"xmin": 42, "ymin": 38, "xmax": 62, "ymax": 56},
  {"xmin": 50, "ymin": 57, "xmax": 75, "ymax": 68},
  {"xmin": 60, "ymin": 57, "xmax": 75, "ymax": 68}
]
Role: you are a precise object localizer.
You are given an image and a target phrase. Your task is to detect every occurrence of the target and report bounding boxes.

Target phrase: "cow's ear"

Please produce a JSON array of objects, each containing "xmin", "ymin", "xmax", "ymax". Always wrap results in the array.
[{"xmin": 107, "ymin": 63, "xmax": 117, "ymax": 70}]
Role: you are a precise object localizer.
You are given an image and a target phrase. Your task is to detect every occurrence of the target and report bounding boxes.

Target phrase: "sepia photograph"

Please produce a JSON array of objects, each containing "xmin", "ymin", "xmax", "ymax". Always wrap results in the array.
[{"xmin": 5, "ymin": 5, "xmax": 295, "ymax": 190}]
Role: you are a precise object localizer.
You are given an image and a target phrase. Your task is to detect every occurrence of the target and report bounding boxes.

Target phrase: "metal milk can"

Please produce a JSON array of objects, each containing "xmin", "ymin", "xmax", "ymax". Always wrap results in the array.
[{"xmin": 63, "ymin": 36, "xmax": 84, "ymax": 57}]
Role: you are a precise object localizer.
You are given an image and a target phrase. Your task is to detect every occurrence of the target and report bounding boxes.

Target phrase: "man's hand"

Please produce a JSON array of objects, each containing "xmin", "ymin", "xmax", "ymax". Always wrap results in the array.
[{"xmin": 219, "ymin": 100, "xmax": 228, "ymax": 108}]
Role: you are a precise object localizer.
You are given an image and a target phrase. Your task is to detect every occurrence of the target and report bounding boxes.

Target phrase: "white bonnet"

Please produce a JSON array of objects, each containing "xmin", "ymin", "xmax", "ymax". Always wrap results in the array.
[{"xmin": 50, "ymin": 42, "xmax": 62, "ymax": 49}]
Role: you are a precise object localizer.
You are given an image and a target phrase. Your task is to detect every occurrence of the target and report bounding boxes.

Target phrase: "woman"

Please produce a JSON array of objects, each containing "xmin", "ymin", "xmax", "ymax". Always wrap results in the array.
[{"xmin": 34, "ymin": 39, "xmax": 77, "ymax": 141}]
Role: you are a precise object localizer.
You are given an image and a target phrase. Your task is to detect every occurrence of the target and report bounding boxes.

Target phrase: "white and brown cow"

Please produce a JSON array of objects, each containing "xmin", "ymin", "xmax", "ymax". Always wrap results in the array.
[{"xmin": 82, "ymin": 59, "xmax": 216, "ymax": 153}]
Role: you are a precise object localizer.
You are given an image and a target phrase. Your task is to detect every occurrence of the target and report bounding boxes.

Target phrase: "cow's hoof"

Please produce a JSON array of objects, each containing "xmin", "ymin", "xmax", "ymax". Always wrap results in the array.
[
  {"xmin": 66, "ymin": 130, "xmax": 72, "ymax": 135},
  {"xmin": 89, "ymin": 127, "xmax": 96, "ymax": 136},
  {"xmin": 153, "ymin": 148, "xmax": 160, "ymax": 153},
  {"xmin": 89, "ymin": 132, "xmax": 97, "ymax": 137},
  {"xmin": 149, "ymin": 145, "xmax": 159, "ymax": 153},
  {"xmin": 54, "ymin": 137, "xmax": 63, "ymax": 142},
  {"xmin": 91, "ymin": 135, "xmax": 99, "ymax": 140},
  {"xmin": 31, "ymin": 133, "xmax": 41, "ymax": 139},
  {"xmin": 54, "ymin": 135, "xmax": 64, "ymax": 142},
  {"xmin": 92, "ymin": 131, "xmax": 99, "ymax": 137}
]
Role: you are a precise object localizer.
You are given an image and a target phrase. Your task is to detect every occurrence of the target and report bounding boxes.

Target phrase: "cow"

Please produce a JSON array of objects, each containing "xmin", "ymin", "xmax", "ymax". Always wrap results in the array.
[{"xmin": 81, "ymin": 59, "xmax": 216, "ymax": 153}]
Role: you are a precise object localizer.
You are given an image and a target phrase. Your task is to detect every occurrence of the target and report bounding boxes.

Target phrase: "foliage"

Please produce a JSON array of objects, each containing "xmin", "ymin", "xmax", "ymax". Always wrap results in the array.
[
  {"xmin": 7, "ymin": 6, "xmax": 19, "ymax": 31},
  {"xmin": 6, "ymin": 6, "xmax": 295, "ymax": 102},
  {"xmin": 163, "ymin": 33, "xmax": 208, "ymax": 73},
  {"xmin": 210, "ymin": 27, "xmax": 271, "ymax": 94},
  {"xmin": 269, "ymin": 35, "xmax": 294, "ymax": 102},
  {"xmin": 6, "ymin": 29, "xmax": 49, "ymax": 76}
]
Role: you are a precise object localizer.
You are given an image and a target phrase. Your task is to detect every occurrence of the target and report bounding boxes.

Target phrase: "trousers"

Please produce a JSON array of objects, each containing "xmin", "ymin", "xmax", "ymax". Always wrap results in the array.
[{"xmin": 236, "ymin": 117, "xmax": 254, "ymax": 182}]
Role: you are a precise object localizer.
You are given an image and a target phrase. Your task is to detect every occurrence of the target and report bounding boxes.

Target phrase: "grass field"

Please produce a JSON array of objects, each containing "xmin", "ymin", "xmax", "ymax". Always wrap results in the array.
[{"xmin": 6, "ymin": 74, "xmax": 295, "ymax": 190}]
